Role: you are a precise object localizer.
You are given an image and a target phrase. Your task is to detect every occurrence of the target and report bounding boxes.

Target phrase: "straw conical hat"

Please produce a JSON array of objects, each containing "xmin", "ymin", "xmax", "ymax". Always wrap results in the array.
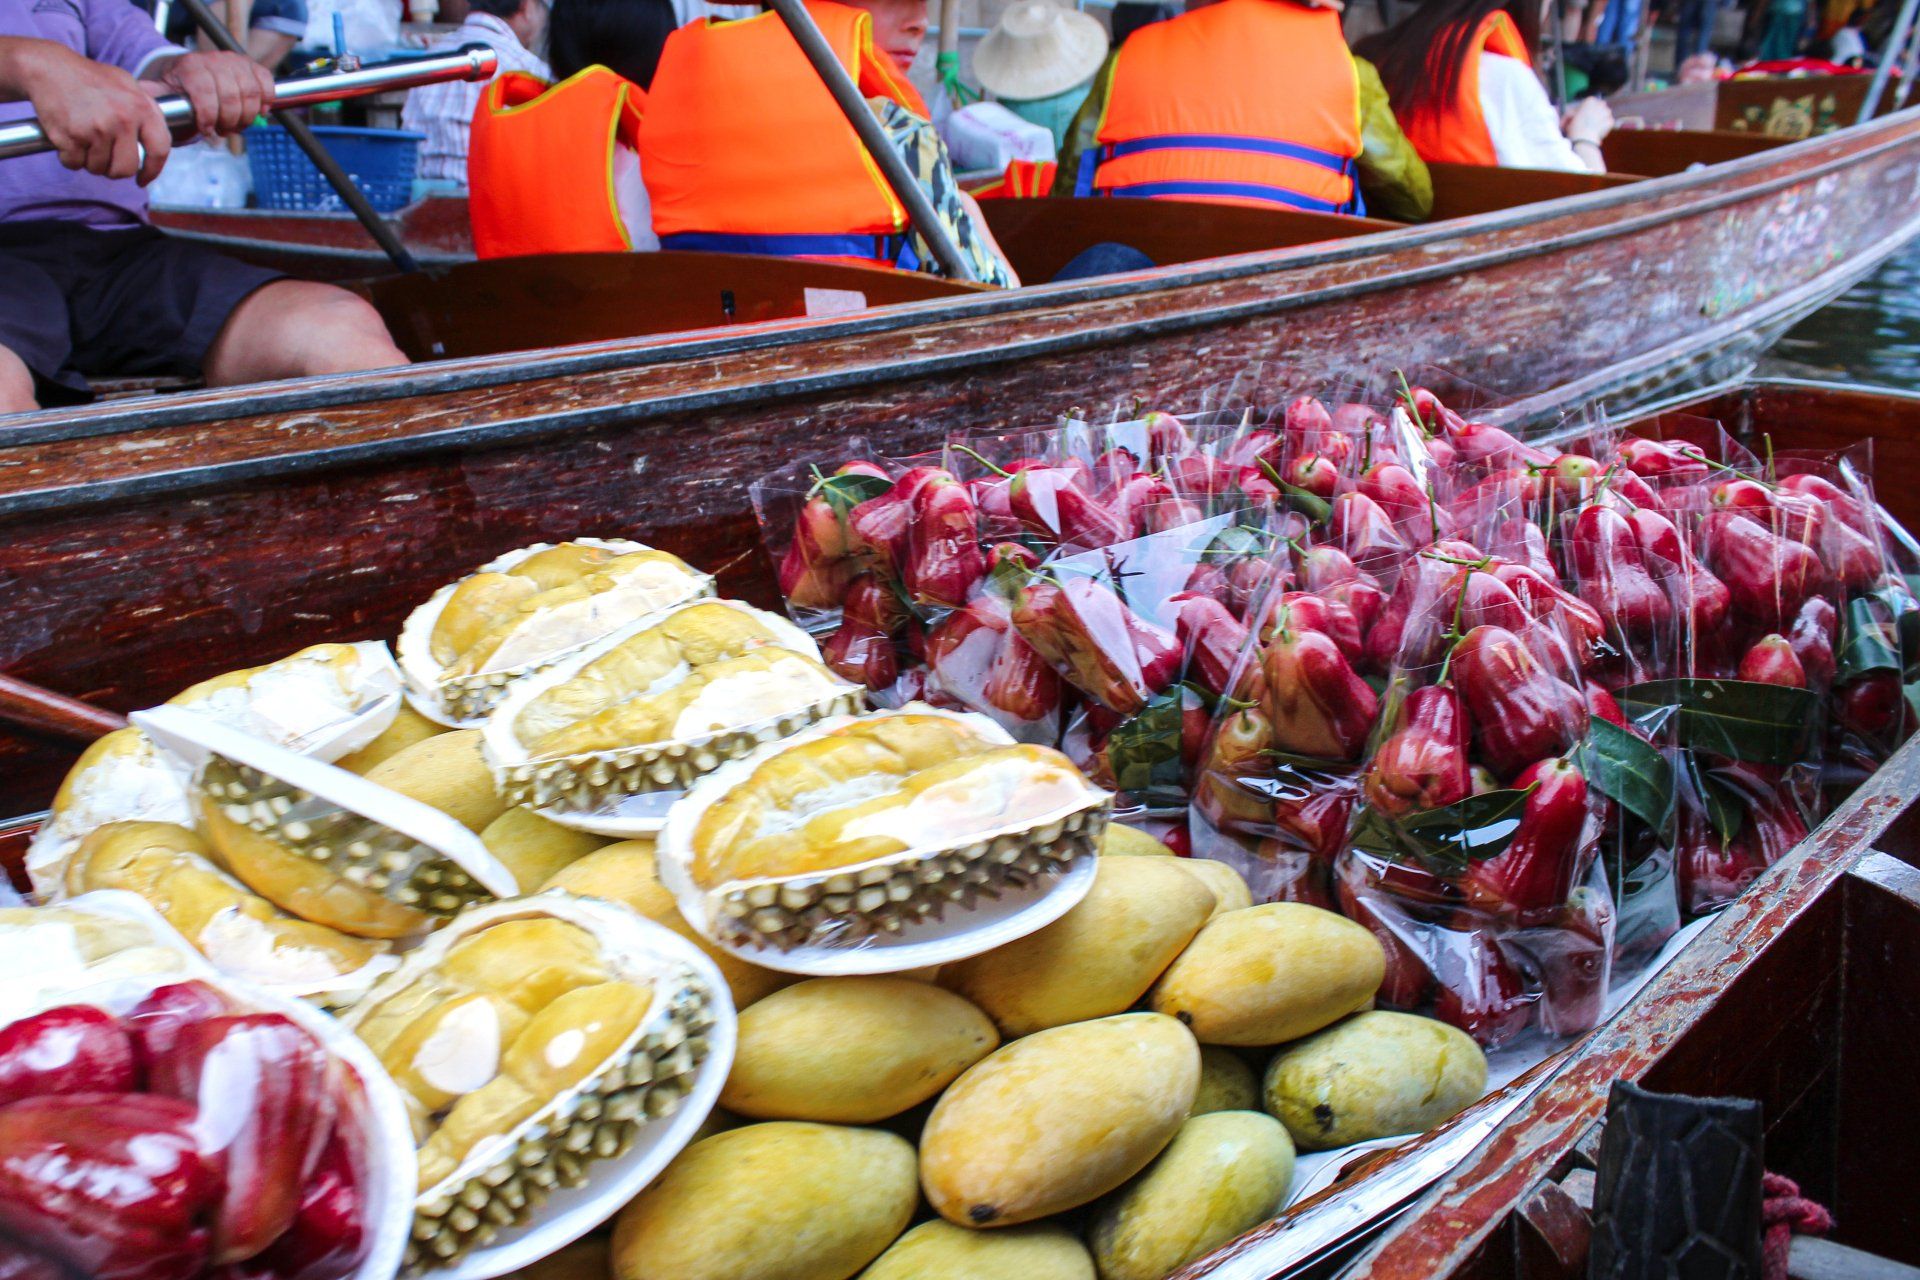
[{"xmin": 974, "ymin": 0, "xmax": 1110, "ymax": 101}]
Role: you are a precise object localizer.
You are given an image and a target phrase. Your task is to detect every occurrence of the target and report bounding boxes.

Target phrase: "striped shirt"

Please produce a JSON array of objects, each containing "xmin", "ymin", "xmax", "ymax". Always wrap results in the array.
[{"xmin": 402, "ymin": 12, "xmax": 550, "ymax": 185}]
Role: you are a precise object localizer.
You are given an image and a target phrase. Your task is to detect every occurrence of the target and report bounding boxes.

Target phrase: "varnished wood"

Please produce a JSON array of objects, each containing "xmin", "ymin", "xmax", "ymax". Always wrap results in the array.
[
  {"xmin": 355, "ymin": 252, "xmax": 981, "ymax": 362},
  {"xmin": 0, "ymin": 674, "xmax": 127, "ymax": 743},
  {"xmin": 1601, "ymin": 128, "xmax": 1789, "ymax": 179},
  {"xmin": 1422, "ymin": 163, "xmax": 1641, "ymax": 223}
]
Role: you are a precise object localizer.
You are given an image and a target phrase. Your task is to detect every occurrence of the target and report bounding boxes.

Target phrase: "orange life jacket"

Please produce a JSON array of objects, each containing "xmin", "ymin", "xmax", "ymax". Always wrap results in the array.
[
  {"xmin": 971, "ymin": 158, "xmax": 1058, "ymax": 199},
  {"xmin": 1076, "ymin": 0, "xmax": 1364, "ymax": 215},
  {"xmin": 1398, "ymin": 11, "xmax": 1532, "ymax": 167},
  {"xmin": 640, "ymin": 2, "xmax": 927, "ymax": 269},
  {"xmin": 468, "ymin": 68, "xmax": 645, "ymax": 259}
]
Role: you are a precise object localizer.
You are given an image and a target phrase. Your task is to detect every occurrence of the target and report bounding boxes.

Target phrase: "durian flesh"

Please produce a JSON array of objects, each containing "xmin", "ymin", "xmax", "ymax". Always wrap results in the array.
[
  {"xmin": 430, "ymin": 546, "xmax": 711, "ymax": 682},
  {"xmin": 691, "ymin": 721, "xmax": 1098, "ymax": 890},
  {"xmin": 64, "ymin": 820, "xmax": 390, "ymax": 989},
  {"xmin": 193, "ymin": 754, "xmax": 492, "ymax": 939},
  {"xmin": 347, "ymin": 909, "xmax": 712, "ymax": 1272}
]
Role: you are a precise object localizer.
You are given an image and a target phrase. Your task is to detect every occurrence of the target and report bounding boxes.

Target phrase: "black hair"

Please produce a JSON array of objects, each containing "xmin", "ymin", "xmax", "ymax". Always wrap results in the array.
[
  {"xmin": 546, "ymin": 0, "xmax": 678, "ymax": 88},
  {"xmin": 466, "ymin": 0, "xmax": 526, "ymax": 18},
  {"xmin": 1354, "ymin": 0, "xmax": 1542, "ymax": 121}
]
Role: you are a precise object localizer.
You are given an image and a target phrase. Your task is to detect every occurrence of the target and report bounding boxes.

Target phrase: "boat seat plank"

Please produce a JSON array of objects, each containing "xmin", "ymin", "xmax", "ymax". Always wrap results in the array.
[
  {"xmin": 356, "ymin": 251, "xmax": 981, "ymax": 362},
  {"xmin": 977, "ymin": 195, "xmax": 1399, "ymax": 284},
  {"xmin": 1604, "ymin": 128, "xmax": 1790, "ymax": 178},
  {"xmin": 1423, "ymin": 162, "xmax": 1644, "ymax": 222}
]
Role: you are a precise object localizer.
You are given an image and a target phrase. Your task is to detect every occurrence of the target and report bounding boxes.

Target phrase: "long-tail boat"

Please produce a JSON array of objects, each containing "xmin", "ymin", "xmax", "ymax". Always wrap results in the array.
[
  {"xmin": 1, "ymin": 376, "xmax": 1913, "ymax": 1280},
  {"xmin": 20, "ymin": 101, "xmax": 1912, "ymax": 424}
]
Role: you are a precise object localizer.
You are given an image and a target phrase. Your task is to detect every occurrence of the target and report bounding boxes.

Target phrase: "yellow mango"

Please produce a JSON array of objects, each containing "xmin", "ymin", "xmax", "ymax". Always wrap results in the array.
[
  {"xmin": 361, "ymin": 730, "xmax": 510, "ymax": 836},
  {"xmin": 1089, "ymin": 1111, "xmax": 1296, "ymax": 1280},
  {"xmin": 334, "ymin": 704, "xmax": 448, "ymax": 775},
  {"xmin": 1099, "ymin": 825, "xmax": 1175, "ymax": 856},
  {"xmin": 919, "ymin": 1013, "xmax": 1199, "ymax": 1227},
  {"xmin": 1173, "ymin": 858, "xmax": 1253, "ymax": 917},
  {"xmin": 540, "ymin": 841, "xmax": 793, "ymax": 1008},
  {"xmin": 857, "ymin": 1221, "xmax": 1093, "ymax": 1280},
  {"xmin": 940, "ymin": 857, "xmax": 1214, "ymax": 1036},
  {"xmin": 1150, "ymin": 904, "xmax": 1385, "ymax": 1045},
  {"xmin": 1262, "ymin": 1011, "xmax": 1487, "ymax": 1151},
  {"xmin": 1192, "ymin": 1047, "xmax": 1261, "ymax": 1116},
  {"xmin": 480, "ymin": 807, "xmax": 609, "ymax": 889},
  {"xmin": 612, "ymin": 1122, "xmax": 917, "ymax": 1280},
  {"xmin": 723, "ymin": 977, "xmax": 997, "ymax": 1123}
]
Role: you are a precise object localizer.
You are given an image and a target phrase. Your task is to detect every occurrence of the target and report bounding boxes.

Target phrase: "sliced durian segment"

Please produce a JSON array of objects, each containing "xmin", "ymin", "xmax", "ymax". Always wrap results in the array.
[
  {"xmin": 133, "ymin": 705, "xmax": 517, "ymax": 941},
  {"xmin": 196, "ymin": 755, "xmax": 494, "ymax": 938},
  {"xmin": 398, "ymin": 540, "xmax": 715, "ymax": 727},
  {"xmin": 483, "ymin": 601, "xmax": 861, "ymax": 817},
  {"xmin": 342, "ymin": 895, "xmax": 721, "ymax": 1273},
  {"xmin": 27, "ymin": 642, "xmax": 403, "ymax": 896},
  {"xmin": 668, "ymin": 712, "xmax": 1111, "ymax": 953},
  {"xmin": 62, "ymin": 820, "xmax": 393, "ymax": 994}
]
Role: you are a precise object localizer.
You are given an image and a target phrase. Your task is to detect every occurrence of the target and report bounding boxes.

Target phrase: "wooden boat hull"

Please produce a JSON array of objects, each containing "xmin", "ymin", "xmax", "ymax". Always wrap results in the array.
[{"xmin": 4, "ymin": 113, "xmax": 1920, "ymax": 809}]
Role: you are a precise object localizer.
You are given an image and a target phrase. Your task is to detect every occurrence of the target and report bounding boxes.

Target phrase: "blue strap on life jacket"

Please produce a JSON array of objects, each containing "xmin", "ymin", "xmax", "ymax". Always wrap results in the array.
[
  {"xmin": 660, "ymin": 230, "xmax": 914, "ymax": 265},
  {"xmin": 1077, "ymin": 132, "xmax": 1364, "ymax": 215}
]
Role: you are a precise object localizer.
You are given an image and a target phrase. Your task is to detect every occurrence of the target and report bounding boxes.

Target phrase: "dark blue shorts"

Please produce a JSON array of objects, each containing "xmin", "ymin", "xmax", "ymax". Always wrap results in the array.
[{"xmin": 0, "ymin": 221, "xmax": 283, "ymax": 405}]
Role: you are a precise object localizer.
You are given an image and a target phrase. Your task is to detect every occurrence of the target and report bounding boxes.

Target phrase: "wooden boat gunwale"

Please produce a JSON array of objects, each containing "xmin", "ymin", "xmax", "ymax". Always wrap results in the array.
[
  {"xmin": 8, "ymin": 105, "xmax": 1916, "ymax": 458},
  {"xmin": 4, "ymin": 188, "xmax": 1909, "ymax": 527}
]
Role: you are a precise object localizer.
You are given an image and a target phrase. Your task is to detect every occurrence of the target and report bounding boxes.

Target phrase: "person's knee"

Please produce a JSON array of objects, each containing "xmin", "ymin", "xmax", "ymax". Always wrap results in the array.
[
  {"xmin": 0, "ymin": 346, "xmax": 40, "ymax": 416},
  {"xmin": 206, "ymin": 281, "xmax": 407, "ymax": 386}
]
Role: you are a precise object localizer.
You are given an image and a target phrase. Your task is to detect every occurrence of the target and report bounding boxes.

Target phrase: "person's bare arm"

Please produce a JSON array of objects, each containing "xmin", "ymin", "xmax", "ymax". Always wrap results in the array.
[{"xmin": 0, "ymin": 36, "xmax": 172, "ymax": 183}]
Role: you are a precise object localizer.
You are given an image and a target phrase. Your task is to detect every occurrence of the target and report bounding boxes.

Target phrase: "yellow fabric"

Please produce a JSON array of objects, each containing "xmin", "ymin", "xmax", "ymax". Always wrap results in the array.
[{"xmin": 469, "ymin": 68, "xmax": 645, "ymax": 259}]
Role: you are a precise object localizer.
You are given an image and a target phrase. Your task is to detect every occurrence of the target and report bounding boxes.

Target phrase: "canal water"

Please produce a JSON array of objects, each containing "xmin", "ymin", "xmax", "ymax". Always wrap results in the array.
[{"xmin": 1767, "ymin": 240, "xmax": 1920, "ymax": 388}]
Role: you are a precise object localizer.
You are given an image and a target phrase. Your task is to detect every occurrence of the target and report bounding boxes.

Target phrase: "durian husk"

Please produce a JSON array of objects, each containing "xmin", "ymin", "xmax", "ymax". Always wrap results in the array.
[
  {"xmin": 661, "ymin": 711, "xmax": 1112, "ymax": 954},
  {"xmin": 397, "ymin": 541, "xmax": 715, "ymax": 728},
  {"xmin": 193, "ymin": 753, "xmax": 499, "ymax": 939},
  {"xmin": 343, "ymin": 894, "xmax": 722, "ymax": 1273},
  {"xmin": 481, "ymin": 602, "xmax": 858, "ymax": 817}
]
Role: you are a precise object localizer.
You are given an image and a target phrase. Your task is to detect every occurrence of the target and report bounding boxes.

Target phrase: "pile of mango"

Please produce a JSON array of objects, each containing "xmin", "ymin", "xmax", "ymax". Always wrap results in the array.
[{"xmin": 540, "ymin": 823, "xmax": 1490, "ymax": 1280}]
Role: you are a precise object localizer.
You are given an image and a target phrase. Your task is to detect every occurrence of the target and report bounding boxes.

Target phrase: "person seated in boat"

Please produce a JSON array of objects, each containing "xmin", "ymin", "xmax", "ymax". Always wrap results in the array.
[
  {"xmin": 138, "ymin": 0, "xmax": 311, "ymax": 72},
  {"xmin": 403, "ymin": 0, "xmax": 554, "ymax": 187},
  {"xmin": 466, "ymin": 0, "xmax": 676, "ymax": 257},
  {"xmin": 1053, "ymin": 0, "xmax": 1435, "ymax": 223},
  {"xmin": 0, "ymin": 4, "xmax": 408, "ymax": 415},
  {"xmin": 635, "ymin": 0, "xmax": 1022, "ymax": 284},
  {"xmin": 1355, "ymin": 0, "xmax": 1615, "ymax": 173}
]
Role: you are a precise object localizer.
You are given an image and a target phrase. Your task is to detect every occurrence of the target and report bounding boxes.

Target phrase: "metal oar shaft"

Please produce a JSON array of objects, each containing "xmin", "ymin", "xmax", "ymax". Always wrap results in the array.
[
  {"xmin": 0, "ymin": 46, "xmax": 497, "ymax": 162},
  {"xmin": 764, "ymin": 0, "xmax": 979, "ymax": 283},
  {"xmin": 1860, "ymin": 0, "xmax": 1920, "ymax": 122}
]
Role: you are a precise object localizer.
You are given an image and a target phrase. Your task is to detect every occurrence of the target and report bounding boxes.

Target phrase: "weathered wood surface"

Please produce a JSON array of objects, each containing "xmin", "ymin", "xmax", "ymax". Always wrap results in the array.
[{"xmin": 1, "ymin": 112, "xmax": 1918, "ymax": 818}]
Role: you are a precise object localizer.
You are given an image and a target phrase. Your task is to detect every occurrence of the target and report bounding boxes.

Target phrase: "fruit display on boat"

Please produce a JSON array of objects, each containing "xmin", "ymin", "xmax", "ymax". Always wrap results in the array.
[
  {"xmin": 4, "ymin": 379, "xmax": 1916, "ymax": 1280},
  {"xmin": 657, "ymin": 709, "xmax": 1111, "ymax": 965},
  {"xmin": 481, "ymin": 600, "xmax": 861, "ymax": 830},
  {"xmin": 398, "ymin": 541, "xmax": 715, "ymax": 727}
]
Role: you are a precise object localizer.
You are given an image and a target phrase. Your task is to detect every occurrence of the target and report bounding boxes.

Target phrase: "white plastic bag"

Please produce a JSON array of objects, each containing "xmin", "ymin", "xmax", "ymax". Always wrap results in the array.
[
  {"xmin": 944, "ymin": 100, "xmax": 1057, "ymax": 173},
  {"xmin": 302, "ymin": 0, "xmax": 401, "ymax": 54},
  {"xmin": 148, "ymin": 141, "xmax": 253, "ymax": 209}
]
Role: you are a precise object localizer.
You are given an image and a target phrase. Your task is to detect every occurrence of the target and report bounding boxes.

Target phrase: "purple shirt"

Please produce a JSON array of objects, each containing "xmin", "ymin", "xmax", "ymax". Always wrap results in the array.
[{"xmin": 0, "ymin": 0, "xmax": 184, "ymax": 226}]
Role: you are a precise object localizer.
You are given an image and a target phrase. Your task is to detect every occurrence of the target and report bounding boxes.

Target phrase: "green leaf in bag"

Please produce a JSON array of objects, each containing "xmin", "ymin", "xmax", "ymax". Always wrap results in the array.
[
  {"xmin": 1615, "ymin": 678, "xmax": 1818, "ymax": 766},
  {"xmin": 1575, "ymin": 718, "xmax": 1674, "ymax": 835},
  {"xmin": 811, "ymin": 469, "xmax": 892, "ymax": 520},
  {"xmin": 1106, "ymin": 688, "xmax": 1189, "ymax": 809},
  {"xmin": 1352, "ymin": 786, "xmax": 1536, "ymax": 877},
  {"xmin": 1678, "ymin": 751, "xmax": 1746, "ymax": 847},
  {"xmin": 1838, "ymin": 594, "xmax": 1902, "ymax": 684}
]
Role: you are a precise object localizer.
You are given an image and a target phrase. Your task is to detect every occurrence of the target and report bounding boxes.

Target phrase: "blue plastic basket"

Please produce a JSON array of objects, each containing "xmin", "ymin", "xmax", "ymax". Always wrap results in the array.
[{"xmin": 246, "ymin": 125, "xmax": 424, "ymax": 214}]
